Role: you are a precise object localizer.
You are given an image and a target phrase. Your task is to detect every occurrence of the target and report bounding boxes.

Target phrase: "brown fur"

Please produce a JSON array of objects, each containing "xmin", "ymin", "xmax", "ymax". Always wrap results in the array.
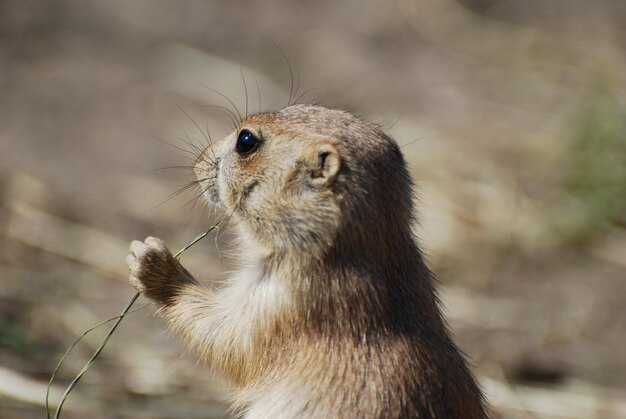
[{"xmin": 127, "ymin": 104, "xmax": 488, "ymax": 418}]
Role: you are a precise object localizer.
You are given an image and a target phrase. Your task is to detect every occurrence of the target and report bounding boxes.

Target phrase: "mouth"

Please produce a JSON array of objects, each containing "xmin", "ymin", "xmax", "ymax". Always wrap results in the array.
[
  {"xmin": 242, "ymin": 180, "xmax": 259, "ymax": 200},
  {"xmin": 197, "ymin": 173, "xmax": 220, "ymax": 205},
  {"xmin": 236, "ymin": 179, "xmax": 259, "ymax": 209}
]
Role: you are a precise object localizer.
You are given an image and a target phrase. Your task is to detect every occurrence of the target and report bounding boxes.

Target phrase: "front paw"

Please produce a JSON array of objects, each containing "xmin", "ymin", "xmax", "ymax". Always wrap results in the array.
[{"xmin": 126, "ymin": 237, "xmax": 192, "ymax": 305}]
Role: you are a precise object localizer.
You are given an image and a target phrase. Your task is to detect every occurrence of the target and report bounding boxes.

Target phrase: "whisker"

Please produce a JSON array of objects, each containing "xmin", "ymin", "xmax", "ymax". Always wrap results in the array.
[
  {"xmin": 386, "ymin": 115, "xmax": 404, "ymax": 131},
  {"xmin": 187, "ymin": 184, "xmax": 206, "ymax": 214},
  {"xmin": 181, "ymin": 181, "xmax": 216, "ymax": 209},
  {"xmin": 253, "ymin": 74, "xmax": 262, "ymax": 112},
  {"xmin": 204, "ymin": 117, "xmax": 219, "ymax": 163},
  {"xmin": 212, "ymin": 118, "xmax": 231, "ymax": 136},
  {"xmin": 151, "ymin": 135, "xmax": 199, "ymax": 162},
  {"xmin": 203, "ymin": 104, "xmax": 239, "ymax": 130},
  {"xmin": 293, "ymin": 88, "xmax": 316, "ymax": 105},
  {"xmin": 176, "ymin": 106, "xmax": 217, "ymax": 166},
  {"xmin": 176, "ymin": 133, "xmax": 204, "ymax": 164},
  {"xmin": 273, "ymin": 43, "xmax": 295, "ymax": 106},
  {"xmin": 201, "ymin": 84, "xmax": 243, "ymax": 123},
  {"xmin": 180, "ymin": 129, "xmax": 218, "ymax": 168},
  {"xmin": 153, "ymin": 165, "xmax": 197, "ymax": 172},
  {"xmin": 294, "ymin": 65, "xmax": 301, "ymax": 106},
  {"xmin": 148, "ymin": 178, "xmax": 208, "ymax": 212},
  {"xmin": 188, "ymin": 134, "xmax": 218, "ymax": 168},
  {"xmin": 400, "ymin": 138, "xmax": 422, "ymax": 149},
  {"xmin": 240, "ymin": 68, "xmax": 249, "ymax": 119}
]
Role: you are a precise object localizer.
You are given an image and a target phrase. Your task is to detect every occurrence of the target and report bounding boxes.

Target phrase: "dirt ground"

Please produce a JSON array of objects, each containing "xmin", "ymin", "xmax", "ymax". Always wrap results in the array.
[{"xmin": 1, "ymin": 1, "xmax": 625, "ymax": 418}]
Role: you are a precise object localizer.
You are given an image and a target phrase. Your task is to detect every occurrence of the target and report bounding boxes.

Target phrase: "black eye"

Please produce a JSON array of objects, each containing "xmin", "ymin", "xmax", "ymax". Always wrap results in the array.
[{"xmin": 236, "ymin": 130, "xmax": 260, "ymax": 155}]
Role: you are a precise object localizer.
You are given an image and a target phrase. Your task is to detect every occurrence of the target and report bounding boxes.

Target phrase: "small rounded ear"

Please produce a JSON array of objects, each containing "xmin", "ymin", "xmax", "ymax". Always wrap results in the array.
[{"xmin": 307, "ymin": 143, "xmax": 341, "ymax": 187}]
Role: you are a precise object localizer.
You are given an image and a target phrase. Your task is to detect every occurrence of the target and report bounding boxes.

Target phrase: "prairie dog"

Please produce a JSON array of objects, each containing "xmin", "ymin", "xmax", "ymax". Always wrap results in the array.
[{"xmin": 127, "ymin": 104, "xmax": 487, "ymax": 418}]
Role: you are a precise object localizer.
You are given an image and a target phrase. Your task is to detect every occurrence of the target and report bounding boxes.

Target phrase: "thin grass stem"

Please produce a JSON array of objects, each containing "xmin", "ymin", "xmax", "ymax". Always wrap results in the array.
[{"xmin": 47, "ymin": 216, "xmax": 228, "ymax": 418}]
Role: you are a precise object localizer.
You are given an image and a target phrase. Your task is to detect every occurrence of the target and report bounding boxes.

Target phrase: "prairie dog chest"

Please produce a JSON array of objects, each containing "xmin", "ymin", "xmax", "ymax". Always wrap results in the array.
[{"xmin": 214, "ymin": 266, "xmax": 292, "ymax": 343}]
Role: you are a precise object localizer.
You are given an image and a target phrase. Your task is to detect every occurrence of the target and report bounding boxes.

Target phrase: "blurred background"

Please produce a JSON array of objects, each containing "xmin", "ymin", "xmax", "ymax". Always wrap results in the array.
[{"xmin": 1, "ymin": 0, "xmax": 625, "ymax": 418}]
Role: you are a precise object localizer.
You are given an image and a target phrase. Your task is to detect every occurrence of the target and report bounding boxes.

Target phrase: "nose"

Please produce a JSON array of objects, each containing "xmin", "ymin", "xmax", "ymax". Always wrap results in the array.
[
  {"xmin": 194, "ymin": 146, "xmax": 220, "ymax": 176},
  {"xmin": 194, "ymin": 148, "xmax": 221, "ymax": 205}
]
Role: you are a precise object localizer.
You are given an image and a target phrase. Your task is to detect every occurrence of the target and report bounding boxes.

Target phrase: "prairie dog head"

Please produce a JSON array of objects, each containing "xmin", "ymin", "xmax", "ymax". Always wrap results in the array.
[{"xmin": 194, "ymin": 104, "xmax": 413, "ymax": 259}]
